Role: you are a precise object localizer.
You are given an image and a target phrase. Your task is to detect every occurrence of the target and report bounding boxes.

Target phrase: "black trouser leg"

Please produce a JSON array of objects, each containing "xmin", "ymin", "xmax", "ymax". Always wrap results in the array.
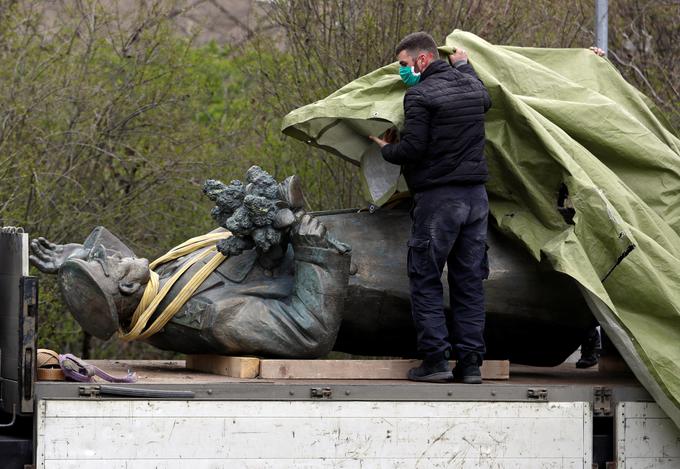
[
  {"xmin": 408, "ymin": 185, "xmax": 488, "ymax": 361},
  {"xmin": 447, "ymin": 194, "xmax": 488, "ymax": 357}
]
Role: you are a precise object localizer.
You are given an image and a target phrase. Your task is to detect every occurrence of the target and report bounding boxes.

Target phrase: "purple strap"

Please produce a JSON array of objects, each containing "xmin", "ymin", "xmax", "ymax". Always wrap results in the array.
[{"xmin": 58, "ymin": 353, "xmax": 137, "ymax": 383}]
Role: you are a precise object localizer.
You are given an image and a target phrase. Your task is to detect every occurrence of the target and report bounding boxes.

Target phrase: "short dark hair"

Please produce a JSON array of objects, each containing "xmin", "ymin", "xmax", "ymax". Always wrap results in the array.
[{"xmin": 395, "ymin": 32, "xmax": 438, "ymax": 58}]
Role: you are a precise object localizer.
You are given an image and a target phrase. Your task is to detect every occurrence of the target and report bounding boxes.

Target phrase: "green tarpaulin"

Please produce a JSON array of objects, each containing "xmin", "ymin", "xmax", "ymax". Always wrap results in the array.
[{"xmin": 281, "ymin": 30, "xmax": 680, "ymax": 429}]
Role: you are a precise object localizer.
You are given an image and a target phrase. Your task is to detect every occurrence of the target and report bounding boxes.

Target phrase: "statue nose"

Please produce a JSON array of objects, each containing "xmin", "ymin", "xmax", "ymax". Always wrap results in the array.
[{"xmin": 129, "ymin": 259, "xmax": 150, "ymax": 283}]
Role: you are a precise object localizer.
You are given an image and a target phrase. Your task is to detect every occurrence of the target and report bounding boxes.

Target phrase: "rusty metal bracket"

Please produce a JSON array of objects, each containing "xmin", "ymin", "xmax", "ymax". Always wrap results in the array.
[
  {"xmin": 527, "ymin": 388, "xmax": 548, "ymax": 400},
  {"xmin": 78, "ymin": 385, "xmax": 101, "ymax": 398},
  {"xmin": 593, "ymin": 386, "xmax": 613, "ymax": 415},
  {"xmin": 310, "ymin": 387, "xmax": 333, "ymax": 399}
]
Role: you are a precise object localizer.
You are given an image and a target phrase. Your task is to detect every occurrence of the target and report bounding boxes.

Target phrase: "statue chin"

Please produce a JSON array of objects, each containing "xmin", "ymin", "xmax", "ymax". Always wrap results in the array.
[{"xmin": 58, "ymin": 258, "xmax": 120, "ymax": 340}]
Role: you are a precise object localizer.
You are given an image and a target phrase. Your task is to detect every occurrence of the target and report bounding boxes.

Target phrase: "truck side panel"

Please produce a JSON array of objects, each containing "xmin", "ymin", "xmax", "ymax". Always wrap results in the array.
[
  {"xmin": 37, "ymin": 400, "xmax": 591, "ymax": 468},
  {"xmin": 616, "ymin": 401, "xmax": 680, "ymax": 469}
]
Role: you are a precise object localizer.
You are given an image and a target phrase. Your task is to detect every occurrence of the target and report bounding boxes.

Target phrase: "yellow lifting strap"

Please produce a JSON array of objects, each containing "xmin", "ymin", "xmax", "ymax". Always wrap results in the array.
[{"xmin": 118, "ymin": 231, "xmax": 232, "ymax": 342}]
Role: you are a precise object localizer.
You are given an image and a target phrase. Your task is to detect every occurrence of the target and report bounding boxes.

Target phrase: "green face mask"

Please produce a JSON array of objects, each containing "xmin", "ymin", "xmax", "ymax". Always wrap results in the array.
[{"xmin": 399, "ymin": 65, "xmax": 421, "ymax": 87}]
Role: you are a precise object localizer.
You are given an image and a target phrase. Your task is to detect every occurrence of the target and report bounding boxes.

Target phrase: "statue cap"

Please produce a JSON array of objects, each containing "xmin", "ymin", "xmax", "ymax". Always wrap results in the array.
[{"xmin": 58, "ymin": 257, "xmax": 119, "ymax": 340}]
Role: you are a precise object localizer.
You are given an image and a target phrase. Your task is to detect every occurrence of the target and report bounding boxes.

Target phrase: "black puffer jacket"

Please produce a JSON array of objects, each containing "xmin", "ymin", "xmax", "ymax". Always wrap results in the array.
[{"xmin": 381, "ymin": 59, "xmax": 491, "ymax": 192}]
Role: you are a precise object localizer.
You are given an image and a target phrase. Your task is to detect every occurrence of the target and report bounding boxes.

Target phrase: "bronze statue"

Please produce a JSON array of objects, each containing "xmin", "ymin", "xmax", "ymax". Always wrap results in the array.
[{"xmin": 30, "ymin": 168, "xmax": 595, "ymax": 364}]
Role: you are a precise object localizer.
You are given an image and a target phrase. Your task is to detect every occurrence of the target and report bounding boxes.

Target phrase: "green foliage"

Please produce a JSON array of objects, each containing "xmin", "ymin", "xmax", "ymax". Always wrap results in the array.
[
  {"xmin": 0, "ymin": 2, "xmax": 241, "ymax": 357},
  {"xmin": 0, "ymin": 1, "xmax": 363, "ymax": 357}
]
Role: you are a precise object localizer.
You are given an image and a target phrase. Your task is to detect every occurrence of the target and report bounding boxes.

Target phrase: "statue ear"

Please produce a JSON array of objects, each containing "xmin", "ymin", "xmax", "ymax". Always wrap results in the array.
[{"xmin": 118, "ymin": 281, "xmax": 141, "ymax": 296}]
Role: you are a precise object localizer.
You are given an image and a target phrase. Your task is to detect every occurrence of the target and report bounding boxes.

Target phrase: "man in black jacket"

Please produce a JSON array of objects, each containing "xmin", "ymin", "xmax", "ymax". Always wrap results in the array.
[{"xmin": 369, "ymin": 32, "xmax": 492, "ymax": 383}]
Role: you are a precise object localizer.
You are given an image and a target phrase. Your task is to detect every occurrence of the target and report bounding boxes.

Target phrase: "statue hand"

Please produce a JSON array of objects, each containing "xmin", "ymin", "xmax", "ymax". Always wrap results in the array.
[
  {"xmin": 29, "ymin": 238, "xmax": 86, "ymax": 273},
  {"xmin": 292, "ymin": 212, "xmax": 351, "ymax": 254},
  {"xmin": 292, "ymin": 213, "xmax": 327, "ymax": 248}
]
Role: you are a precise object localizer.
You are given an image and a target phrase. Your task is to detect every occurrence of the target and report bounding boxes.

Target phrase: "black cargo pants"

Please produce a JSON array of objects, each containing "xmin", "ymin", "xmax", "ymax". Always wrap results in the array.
[{"xmin": 407, "ymin": 184, "xmax": 489, "ymax": 361}]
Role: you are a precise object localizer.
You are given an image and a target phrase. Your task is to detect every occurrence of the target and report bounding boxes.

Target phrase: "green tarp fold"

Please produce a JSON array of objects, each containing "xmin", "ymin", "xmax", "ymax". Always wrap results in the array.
[{"xmin": 282, "ymin": 30, "xmax": 680, "ymax": 428}]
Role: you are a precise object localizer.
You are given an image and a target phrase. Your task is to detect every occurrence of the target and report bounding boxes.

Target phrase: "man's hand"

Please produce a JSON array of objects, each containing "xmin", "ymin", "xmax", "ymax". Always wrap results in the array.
[
  {"xmin": 30, "ymin": 238, "xmax": 86, "ymax": 273},
  {"xmin": 368, "ymin": 127, "xmax": 398, "ymax": 148},
  {"xmin": 589, "ymin": 46, "xmax": 606, "ymax": 57},
  {"xmin": 368, "ymin": 135, "xmax": 387, "ymax": 148},
  {"xmin": 449, "ymin": 48, "xmax": 469, "ymax": 66}
]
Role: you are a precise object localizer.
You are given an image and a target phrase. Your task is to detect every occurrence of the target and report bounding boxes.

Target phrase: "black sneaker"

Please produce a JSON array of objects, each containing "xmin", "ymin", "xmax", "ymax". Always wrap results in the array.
[
  {"xmin": 576, "ymin": 351, "xmax": 599, "ymax": 368},
  {"xmin": 453, "ymin": 353, "xmax": 483, "ymax": 384},
  {"xmin": 576, "ymin": 327, "xmax": 600, "ymax": 368},
  {"xmin": 407, "ymin": 359, "xmax": 452, "ymax": 383}
]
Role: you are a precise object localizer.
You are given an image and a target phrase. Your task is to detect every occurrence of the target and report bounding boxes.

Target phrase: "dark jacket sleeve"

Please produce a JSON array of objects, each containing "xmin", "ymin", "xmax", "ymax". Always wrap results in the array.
[
  {"xmin": 454, "ymin": 62, "xmax": 492, "ymax": 113},
  {"xmin": 380, "ymin": 89, "xmax": 431, "ymax": 165}
]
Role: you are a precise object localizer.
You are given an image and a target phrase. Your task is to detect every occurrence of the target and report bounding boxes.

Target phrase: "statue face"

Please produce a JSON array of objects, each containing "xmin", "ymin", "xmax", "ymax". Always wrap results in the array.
[
  {"xmin": 104, "ymin": 255, "xmax": 151, "ymax": 294},
  {"xmin": 58, "ymin": 246, "xmax": 150, "ymax": 339}
]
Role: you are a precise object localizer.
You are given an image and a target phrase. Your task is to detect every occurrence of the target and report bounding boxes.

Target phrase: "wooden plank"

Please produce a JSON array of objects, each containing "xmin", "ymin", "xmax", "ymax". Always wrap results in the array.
[
  {"xmin": 185, "ymin": 355, "xmax": 259, "ymax": 379},
  {"xmin": 259, "ymin": 359, "xmax": 509, "ymax": 380},
  {"xmin": 87, "ymin": 360, "xmax": 241, "ymax": 384}
]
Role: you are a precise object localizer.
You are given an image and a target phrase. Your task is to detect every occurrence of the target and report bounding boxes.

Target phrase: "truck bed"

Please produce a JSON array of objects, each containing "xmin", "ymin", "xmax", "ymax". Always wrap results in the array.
[
  {"xmin": 35, "ymin": 360, "xmax": 650, "ymax": 403},
  {"xmin": 35, "ymin": 360, "xmax": 680, "ymax": 468}
]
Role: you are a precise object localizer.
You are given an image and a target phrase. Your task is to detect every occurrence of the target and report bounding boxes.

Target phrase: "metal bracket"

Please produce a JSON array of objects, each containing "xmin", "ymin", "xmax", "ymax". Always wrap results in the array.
[
  {"xmin": 0, "ymin": 404, "xmax": 16, "ymax": 428},
  {"xmin": 310, "ymin": 387, "xmax": 333, "ymax": 399},
  {"xmin": 78, "ymin": 385, "xmax": 195, "ymax": 399},
  {"xmin": 19, "ymin": 276, "xmax": 38, "ymax": 414},
  {"xmin": 79, "ymin": 385, "xmax": 101, "ymax": 398},
  {"xmin": 527, "ymin": 388, "xmax": 548, "ymax": 400},
  {"xmin": 593, "ymin": 386, "xmax": 613, "ymax": 415}
]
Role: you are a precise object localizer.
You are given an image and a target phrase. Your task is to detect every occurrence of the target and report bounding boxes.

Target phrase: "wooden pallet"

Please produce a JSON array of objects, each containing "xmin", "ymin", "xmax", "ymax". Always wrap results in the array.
[
  {"xmin": 186, "ymin": 355, "xmax": 509, "ymax": 380},
  {"xmin": 186, "ymin": 355, "xmax": 260, "ymax": 379}
]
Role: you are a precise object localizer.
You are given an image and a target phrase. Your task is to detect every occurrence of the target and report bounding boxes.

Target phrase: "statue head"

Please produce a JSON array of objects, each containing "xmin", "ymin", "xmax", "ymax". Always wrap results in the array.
[{"xmin": 57, "ymin": 244, "xmax": 150, "ymax": 340}]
